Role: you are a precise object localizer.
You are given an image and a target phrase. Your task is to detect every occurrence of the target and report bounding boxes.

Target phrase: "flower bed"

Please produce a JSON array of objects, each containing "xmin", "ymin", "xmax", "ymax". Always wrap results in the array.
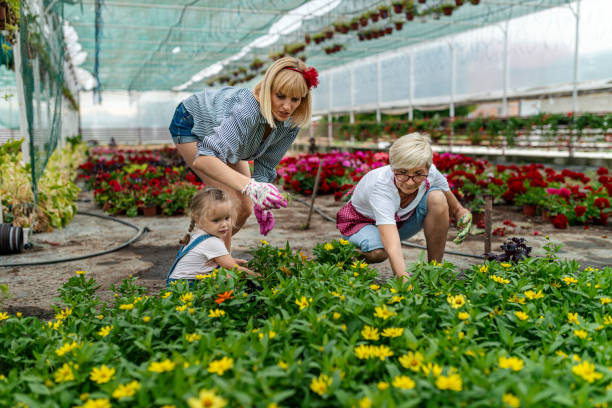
[
  {"xmin": 78, "ymin": 147, "xmax": 203, "ymax": 216},
  {"xmin": 277, "ymin": 151, "xmax": 611, "ymax": 228},
  {"xmin": 0, "ymin": 240, "xmax": 610, "ymax": 407},
  {"xmin": 0, "ymin": 137, "xmax": 87, "ymax": 232}
]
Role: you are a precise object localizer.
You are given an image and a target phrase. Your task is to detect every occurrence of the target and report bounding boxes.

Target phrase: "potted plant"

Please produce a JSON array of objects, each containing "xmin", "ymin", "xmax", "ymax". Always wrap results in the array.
[
  {"xmin": 384, "ymin": 26, "xmax": 393, "ymax": 35},
  {"xmin": 370, "ymin": 10, "xmax": 380, "ymax": 22},
  {"xmin": 379, "ymin": 5, "xmax": 390, "ymax": 19},
  {"xmin": 249, "ymin": 58, "xmax": 264, "ymax": 71},
  {"xmin": 418, "ymin": 0, "xmax": 426, "ymax": 3},
  {"xmin": 441, "ymin": 3, "xmax": 455, "ymax": 16},
  {"xmin": 514, "ymin": 187, "xmax": 547, "ymax": 217},
  {"xmin": 392, "ymin": 1, "xmax": 404, "ymax": 13},
  {"xmin": 304, "ymin": 33, "xmax": 311, "ymax": 44},
  {"xmin": 394, "ymin": 20, "xmax": 404, "ymax": 30},
  {"xmin": 455, "ymin": 0, "xmax": 464, "ymax": 5},
  {"xmin": 465, "ymin": 197, "xmax": 485, "ymax": 225},
  {"xmin": 359, "ymin": 13, "xmax": 369, "ymax": 26},
  {"xmin": 350, "ymin": 18, "xmax": 360, "ymax": 30}
]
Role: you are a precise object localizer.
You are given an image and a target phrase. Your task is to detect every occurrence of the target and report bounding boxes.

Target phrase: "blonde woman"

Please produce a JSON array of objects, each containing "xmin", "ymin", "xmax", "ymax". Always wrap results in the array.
[
  {"xmin": 169, "ymin": 57, "xmax": 318, "ymax": 237},
  {"xmin": 336, "ymin": 133, "xmax": 472, "ymax": 279}
]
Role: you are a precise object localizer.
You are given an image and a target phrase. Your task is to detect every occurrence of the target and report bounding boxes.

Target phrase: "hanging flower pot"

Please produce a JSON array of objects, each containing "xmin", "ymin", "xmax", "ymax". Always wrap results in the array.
[
  {"xmin": 378, "ymin": 28, "xmax": 386, "ymax": 37},
  {"xmin": 384, "ymin": 26, "xmax": 393, "ymax": 35},
  {"xmin": 442, "ymin": 5, "xmax": 454, "ymax": 16},
  {"xmin": 324, "ymin": 47, "xmax": 333, "ymax": 55},
  {"xmin": 379, "ymin": 7, "xmax": 390, "ymax": 19},
  {"xmin": 325, "ymin": 29, "xmax": 334, "ymax": 39},
  {"xmin": 394, "ymin": 21, "xmax": 404, "ymax": 30},
  {"xmin": 360, "ymin": 16, "xmax": 368, "ymax": 26},
  {"xmin": 364, "ymin": 31, "xmax": 372, "ymax": 40},
  {"xmin": 455, "ymin": 0, "xmax": 465, "ymax": 5},
  {"xmin": 372, "ymin": 30, "xmax": 379, "ymax": 39},
  {"xmin": 370, "ymin": 12, "xmax": 380, "ymax": 22},
  {"xmin": 405, "ymin": 11, "xmax": 414, "ymax": 21},
  {"xmin": 350, "ymin": 20, "xmax": 359, "ymax": 30},
  {"xmin": 304, "ymin": 33, "xmax": 311, "ymax": 44},
  {"xmin": 358, "ymin": 32, "xmax": 365, "ymax": 41},
  {"xmin": 418, "ymin": 0, "xmax": 426, "ymax": 3},
  {"xmin": 393, "ymin": 2, "xmax": 404, "ymax": 13},
  {"xmin": 469, "ymin": 0, "xmax": 480, "ymax": 4}
]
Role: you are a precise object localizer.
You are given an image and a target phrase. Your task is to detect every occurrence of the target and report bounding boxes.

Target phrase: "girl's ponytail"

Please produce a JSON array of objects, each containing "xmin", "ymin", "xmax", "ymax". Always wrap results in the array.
[{"xmin": 179, "ymin": 219, "xmax": 196, "ymax": 246}]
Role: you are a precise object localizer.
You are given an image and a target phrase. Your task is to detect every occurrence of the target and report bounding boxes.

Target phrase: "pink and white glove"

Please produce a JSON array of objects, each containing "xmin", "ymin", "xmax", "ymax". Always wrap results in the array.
[
  {"xmin": 254, "ymin": 204, "xmax": 275, "ymax": 236},
  {"xmin": 242, "ymin": 179, "xmax": 287, "ymax": 210}
]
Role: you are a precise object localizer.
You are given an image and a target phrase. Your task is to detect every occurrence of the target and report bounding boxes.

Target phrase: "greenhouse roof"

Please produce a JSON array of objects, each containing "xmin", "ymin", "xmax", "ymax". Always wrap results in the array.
[{"xmin": 61, "ymin": 0, "xmax": 574, "ymax": 92}]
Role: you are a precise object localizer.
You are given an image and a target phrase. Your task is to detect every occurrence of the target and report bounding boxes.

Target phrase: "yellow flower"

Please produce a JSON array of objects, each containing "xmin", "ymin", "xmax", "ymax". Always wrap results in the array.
[
  {"xmin": 119, "ymin": 303, "xmax": 134, "ymax": 310},
  {"xmin": 436, "ymin": 374, "xmax": 462, "ymax": 391},
  {"xmin": 478, "ymin": 264, "xmax": 488, "ymax": 273},
  {"xmin": 333, "ymin": 312, "xmax": 341, "ymax": 320},
  {"xmin": 555, "ymin": 350, "xmax": 568, "ymax": 359},
  {"xmin": 604, "ymin": 315, "xmax": 612, "ymax": 325},
  {"xmin": 310, "ymin": 374, "xmax": 332, "ymax": 396},
  {"xmin": 208, "ymin": 309, "xmax": 226, "ymax": 318},
  {"xmin": 524, "ymin": 290, "xmax": 544, "ymax": 300},
  {"xmin": 82, "ymin": 399, "xmax": 111, "ymax": 408},
  {"xmin": 161, "ymin": 292, "xmax": 172, "ymax": 299},
  {"xmin": 381, "ymin": 327, "xmax": 404, "ymax": 338},
  {"xmin": 361, "ymin": 325, "xmax": 380, "ymax": 340},
  {"xmin": 514, "ymin": 311, "xmax": 529, "ymax": 321},
  {"xmin": 351, "ymin": 260, "xmax": 368, "ymax": 269},
  {"xmin": 499, "ymin": 356, "xmax": 524, "ymax": 371},
  {"xmin": 112, "ymin": 380, "xmax": 141, "ymax": 399},
  {"xmin": 148, "ymin": 359, "xmax": 176, "ymax": 373},
  {"xmin": 55, "ymin": 341, "xmax": 81, "ymax": 356},
  {"xmin": 55, "ymin": 308, "xmax": 72, "ymax": 321},
  {"xmin": 392, "ymin": 375, "xmax": 415, "ymax": 390},
  {"xmin": 508, "ymin": 295, "xmax": 526, "ymax": 304},
  {"xmin": 446, "ymin": 294, "xmax": 466, "ymax": 309},
  {"xmin": 277, "ymin": 360, "xmax": 288, "ymax": 370},
  {"xmin": 369, "ymin": 284, "xmax": 380, "ymax": 290},
  {"xmin": 331, "ymin": 291, "xmax": 346, "ymax": 301},
  {"xmin": 98, "ymin": 325, "xmax": 113, "ymax": 337},
  {"xmin": 175, "ymin": 305, "xmax": 188, "ymax": 312},
  {"xmin": 490, "ymin": 275, "xmax": 510, "ymax": 284},
  {"xmin": 572, "ymin": 354, "xmax": 582, "ymax": 362},
  {"xmin": 53, "ymin": 363, "xmax": 74, "ymax": 383},
  {"xmin": 295, "ymin": 296, "xmax": 311, "ymax": 310},
  {"xmin": 388, "ymin": 296, "xmax": 404, "ymax": 304},
  {"xmin": 458, "ymin": 312, "xmax": 470, "ymax": 320},
  {"xmin": 339, "ymin": 239, "xmax": 349, "ymax": 245},
  {"xmin": 207, "ymin": 357, "xmax": 234, "ymax": 376},
  {"xmin": 358, "ymin": 396, "xmax": 372, "ymax": 408},
  {"xmin": 75, "ymin": 270, "xmax": 87, "ymax": 275},
  {"xmin": 562, "ymin": 276, "xmax": 578, "ymax": 285},
  {"xmin": 567, "ymin": 312, "xmax": 580, "ymax": 325},
  {"xmin": 500, "ymin": 262, "xmax": 512, "ymax": 268},
  {"xmin": 97, "ymin": 314, "xmax": 104, "ymax": 320},
  {"xmin": 268, "ymin": 404, "xmax": 279, "ymax": 408},
  {"xmin": 422, "ymin": 363, "xmax": 443, "ymax": 377},
  {"xmin": 601, "ymin": 297, "xmax": 611, "ymax": 305},
  {"xmin": 143, "ymin": 316, "xmax": 151, "ymax": 323},
  {"xmin": 180, "ymin": 292, "xmax": 194, "ymax": 304},
  {"xmin": 185, "ymin": 333, "xmax": 202, "ymax": 342},
  {"xmin": 374, "ymin": 305, "xmax": 397, "ymax": 320},
  {"xmin": 80, "ymin": 393, "xmax": 89, "ymax": 401},
  {"xmin": 16, "ymin": 312, "xmax": 22, "ymax": 317},
  {"xmin": 354, "ymin": 344, "xmax": 393, "ymax": 360},
  {"xmin": 502, "ymin": 393, "xmax": 520, "ymax": 408},
  {"xmin": 399, "ymin": 351, "xmax": 424, "ymax": 372},
  {"xmin": 323, "ymin": 243, "xmax": 334, "ymax": 251},
  {"xmin": 572, "ymin": 361, "xmax": 603, "ymax": 383},
  {"xmin": 574, "ymin": 329, "xmax": 588, "ymax": 339},
  {"xmin": 187, "ymin": 389, "xmax": 227, "ymax": 408},
  {"xmin": 377, "ymin": 381, "xmax": 389, "ymax": 390},
  {"xmin": 90, "ymin": 364, "xmax": 116, "ymax": 384}
]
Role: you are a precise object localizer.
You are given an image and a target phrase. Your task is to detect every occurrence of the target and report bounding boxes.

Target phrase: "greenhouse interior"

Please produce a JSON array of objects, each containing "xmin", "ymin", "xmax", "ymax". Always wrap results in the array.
[{"xmin": 0, "ymin": 0, "xmax": 611, "ymax": 407}]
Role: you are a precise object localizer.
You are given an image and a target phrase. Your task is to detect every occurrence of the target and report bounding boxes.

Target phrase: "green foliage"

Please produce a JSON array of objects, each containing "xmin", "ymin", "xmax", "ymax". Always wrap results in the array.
[{"xmin": 0, "ymin": 241, "xmax": 610, "ymax": 407}]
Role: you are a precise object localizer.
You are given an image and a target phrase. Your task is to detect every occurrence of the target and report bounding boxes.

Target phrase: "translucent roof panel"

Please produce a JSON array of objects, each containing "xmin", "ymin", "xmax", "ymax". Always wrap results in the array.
[{"xmin": 61, "ymin": 0, "xmax": 574, "ymax": 92}]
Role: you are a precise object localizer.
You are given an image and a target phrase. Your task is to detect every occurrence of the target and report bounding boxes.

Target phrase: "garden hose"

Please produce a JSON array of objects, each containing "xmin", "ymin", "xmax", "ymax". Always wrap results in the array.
[
  {"xmin": 0, "ymin": 211, "xmax": 148, "ymax": 268},
  {"xmin": 293, "ymin": 197, "xmax": 485, "ymax": 260}
]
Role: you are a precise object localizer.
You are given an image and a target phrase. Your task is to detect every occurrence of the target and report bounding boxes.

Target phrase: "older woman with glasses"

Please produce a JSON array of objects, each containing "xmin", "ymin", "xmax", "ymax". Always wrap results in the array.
[{"xmin": 336, "ymin": 133, "xmax": 471, "ymax": 280}]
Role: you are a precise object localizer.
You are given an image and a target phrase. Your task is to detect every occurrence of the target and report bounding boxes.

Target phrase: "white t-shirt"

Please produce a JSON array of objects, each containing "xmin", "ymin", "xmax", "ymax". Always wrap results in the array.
[
  {"xmin": 350, "ymin": 164, "xmax": 449, "ymax": 225},
  {"xmin": 169, "ymin": 230, "xmax": 229, "ymax": 280}
]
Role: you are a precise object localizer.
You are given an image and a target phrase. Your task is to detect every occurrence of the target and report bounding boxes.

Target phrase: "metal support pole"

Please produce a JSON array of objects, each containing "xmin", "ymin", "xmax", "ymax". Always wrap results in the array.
[
  {"xmin": 14, "ymin": 33, "xmax": 30, "ymax": 164},
  {"xmin": 484, "ymin": 195, "xmax": 493, "ymax": 255},
  {"xmin": 571, "ymin": 0, "xmax": 581, "ymax": 116},
  {"xmin": 376, "ymin": 55, "xmax": 382, "ymax": 123},
  {"xmin": 449, "ymin": 42, "xmax": 455, "ymax": 153},
  {"xmin": 33, "ymin": 58, "xmax": 42, "ymax": 133},
  {"xmin": 409, "ymin": 52, "xmax": 414, "ymax": 121},
  {"xmin": 328, "ymin": 74, "xmax": 333, "ymax": 146},
  {"xmin": 501, "ymin": 21, "xmax": 509, "ymax": 118}
]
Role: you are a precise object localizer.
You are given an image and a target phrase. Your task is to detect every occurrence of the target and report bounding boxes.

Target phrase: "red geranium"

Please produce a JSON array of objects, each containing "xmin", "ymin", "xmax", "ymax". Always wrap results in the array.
[
  {"xmin": 594, "ymin": 197, "xmax": 610, "ymax": 209},
  {"xmin": 551, "ymin": 214, "xmax": 568, "ymax": 229},
  {"xmin": 574, "ymin": 205, "xmax": 586, "ymax": 217}
]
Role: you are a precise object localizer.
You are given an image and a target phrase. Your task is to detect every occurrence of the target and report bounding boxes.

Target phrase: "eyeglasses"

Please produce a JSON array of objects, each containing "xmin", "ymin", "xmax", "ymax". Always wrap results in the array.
[{"xmin": 393, "ymin": 171, "xmax": 428, "ymax": 183}]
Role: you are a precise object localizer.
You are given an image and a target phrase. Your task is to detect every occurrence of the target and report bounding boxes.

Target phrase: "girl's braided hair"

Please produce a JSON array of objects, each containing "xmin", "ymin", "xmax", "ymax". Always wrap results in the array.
[{"xmin": 179, "ymin": 187, "xmax": 232, "ymax": 245}]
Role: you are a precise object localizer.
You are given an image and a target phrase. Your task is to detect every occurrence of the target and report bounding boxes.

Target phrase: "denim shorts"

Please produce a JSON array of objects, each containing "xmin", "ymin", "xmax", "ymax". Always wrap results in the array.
[
  {"xmin": 343, "ymin": 187, "xmax": 442, "ymax": 252},
  {"xmin": 169, "ymin": 103, "xmax": 200, "ymax": 144}
]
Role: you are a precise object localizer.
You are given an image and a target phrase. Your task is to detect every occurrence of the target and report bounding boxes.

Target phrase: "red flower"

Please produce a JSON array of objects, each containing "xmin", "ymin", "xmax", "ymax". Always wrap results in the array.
[
  {"xmin": 596, "ymin": 167, "xmax": 609, "ymax": 176},
  {"xmin": 552, "ymin": 214, "xmax": 568, "ymax": 229},
  {"xmin": 574, "ymin": 205, "xmax": 586, "ymax": 217},
  {"xmin": 594, "ymin": 197, "xmax": 610, "ymax": 209}
]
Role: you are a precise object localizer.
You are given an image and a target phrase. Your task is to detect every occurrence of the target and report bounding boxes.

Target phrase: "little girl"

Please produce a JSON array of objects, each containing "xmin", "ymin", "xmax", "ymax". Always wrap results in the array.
[{"xmin": 166, "ymin": 187, "xmax": 255, "ymax": 285}]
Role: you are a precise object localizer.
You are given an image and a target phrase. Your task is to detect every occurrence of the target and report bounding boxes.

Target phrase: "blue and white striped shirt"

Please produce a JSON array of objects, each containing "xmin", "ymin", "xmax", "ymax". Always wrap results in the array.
[{"xmin": 182, "ymin": 86, "xmax": 300, "ymax": 183}]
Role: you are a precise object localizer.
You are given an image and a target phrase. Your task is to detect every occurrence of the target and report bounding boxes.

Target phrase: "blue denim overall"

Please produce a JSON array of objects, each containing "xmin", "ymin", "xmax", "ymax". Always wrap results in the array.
[{"xmin": 166, "ymin": 234, "xmax": 212, "ymax": 287}]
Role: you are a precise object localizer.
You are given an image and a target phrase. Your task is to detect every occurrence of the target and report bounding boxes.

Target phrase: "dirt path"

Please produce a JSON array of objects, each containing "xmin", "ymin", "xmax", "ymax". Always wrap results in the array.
[{"xmin": 1, "ymin": 190, "xmax": 610, "ymax": 318}]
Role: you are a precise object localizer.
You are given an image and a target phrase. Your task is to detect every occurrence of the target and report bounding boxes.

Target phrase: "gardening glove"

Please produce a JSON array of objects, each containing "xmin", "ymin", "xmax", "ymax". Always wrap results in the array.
[
  {"xmin": 453, "ymin": 212, "xmax": 472, "ymax": 245},
  {"xmin": 254, "ymin": 204, "xmax": 275, "ymax": 236},
  {"xmin": 242, "ymin": 179, "xmax": 287, "ymax": 210}
]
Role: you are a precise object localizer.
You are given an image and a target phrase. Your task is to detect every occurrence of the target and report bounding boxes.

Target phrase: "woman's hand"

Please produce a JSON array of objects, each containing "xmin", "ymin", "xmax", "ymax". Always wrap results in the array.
[
  {"xmin": 453, "ymin": 209, "xmax": 472, "ymax": 244},
  {"xmin": 242, "ymin": 179, "xmax": 287, "ymax": 209}
]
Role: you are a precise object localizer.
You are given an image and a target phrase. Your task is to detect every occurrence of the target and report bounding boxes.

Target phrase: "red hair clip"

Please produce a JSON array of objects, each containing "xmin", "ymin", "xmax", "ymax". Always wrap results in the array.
[{"xmin": 284, "ymin": 66, "xmax": 319, "ymax": 90}]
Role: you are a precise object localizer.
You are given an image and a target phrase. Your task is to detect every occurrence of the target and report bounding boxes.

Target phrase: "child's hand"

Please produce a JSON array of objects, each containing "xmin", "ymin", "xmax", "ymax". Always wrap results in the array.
[
  {"xmin": 242, "ymin": 267, "xmax": 261, "ymax": 278},
  {"xmin": 234, "ymin": 258, "xmax": 248, "ymax": 266}
]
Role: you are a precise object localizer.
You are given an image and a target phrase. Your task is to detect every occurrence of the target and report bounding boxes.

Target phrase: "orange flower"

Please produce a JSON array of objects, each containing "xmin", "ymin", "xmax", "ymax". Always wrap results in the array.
[{"xmin": 215, "ymin": 290, "xmax": 234, "ymax": 305}]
